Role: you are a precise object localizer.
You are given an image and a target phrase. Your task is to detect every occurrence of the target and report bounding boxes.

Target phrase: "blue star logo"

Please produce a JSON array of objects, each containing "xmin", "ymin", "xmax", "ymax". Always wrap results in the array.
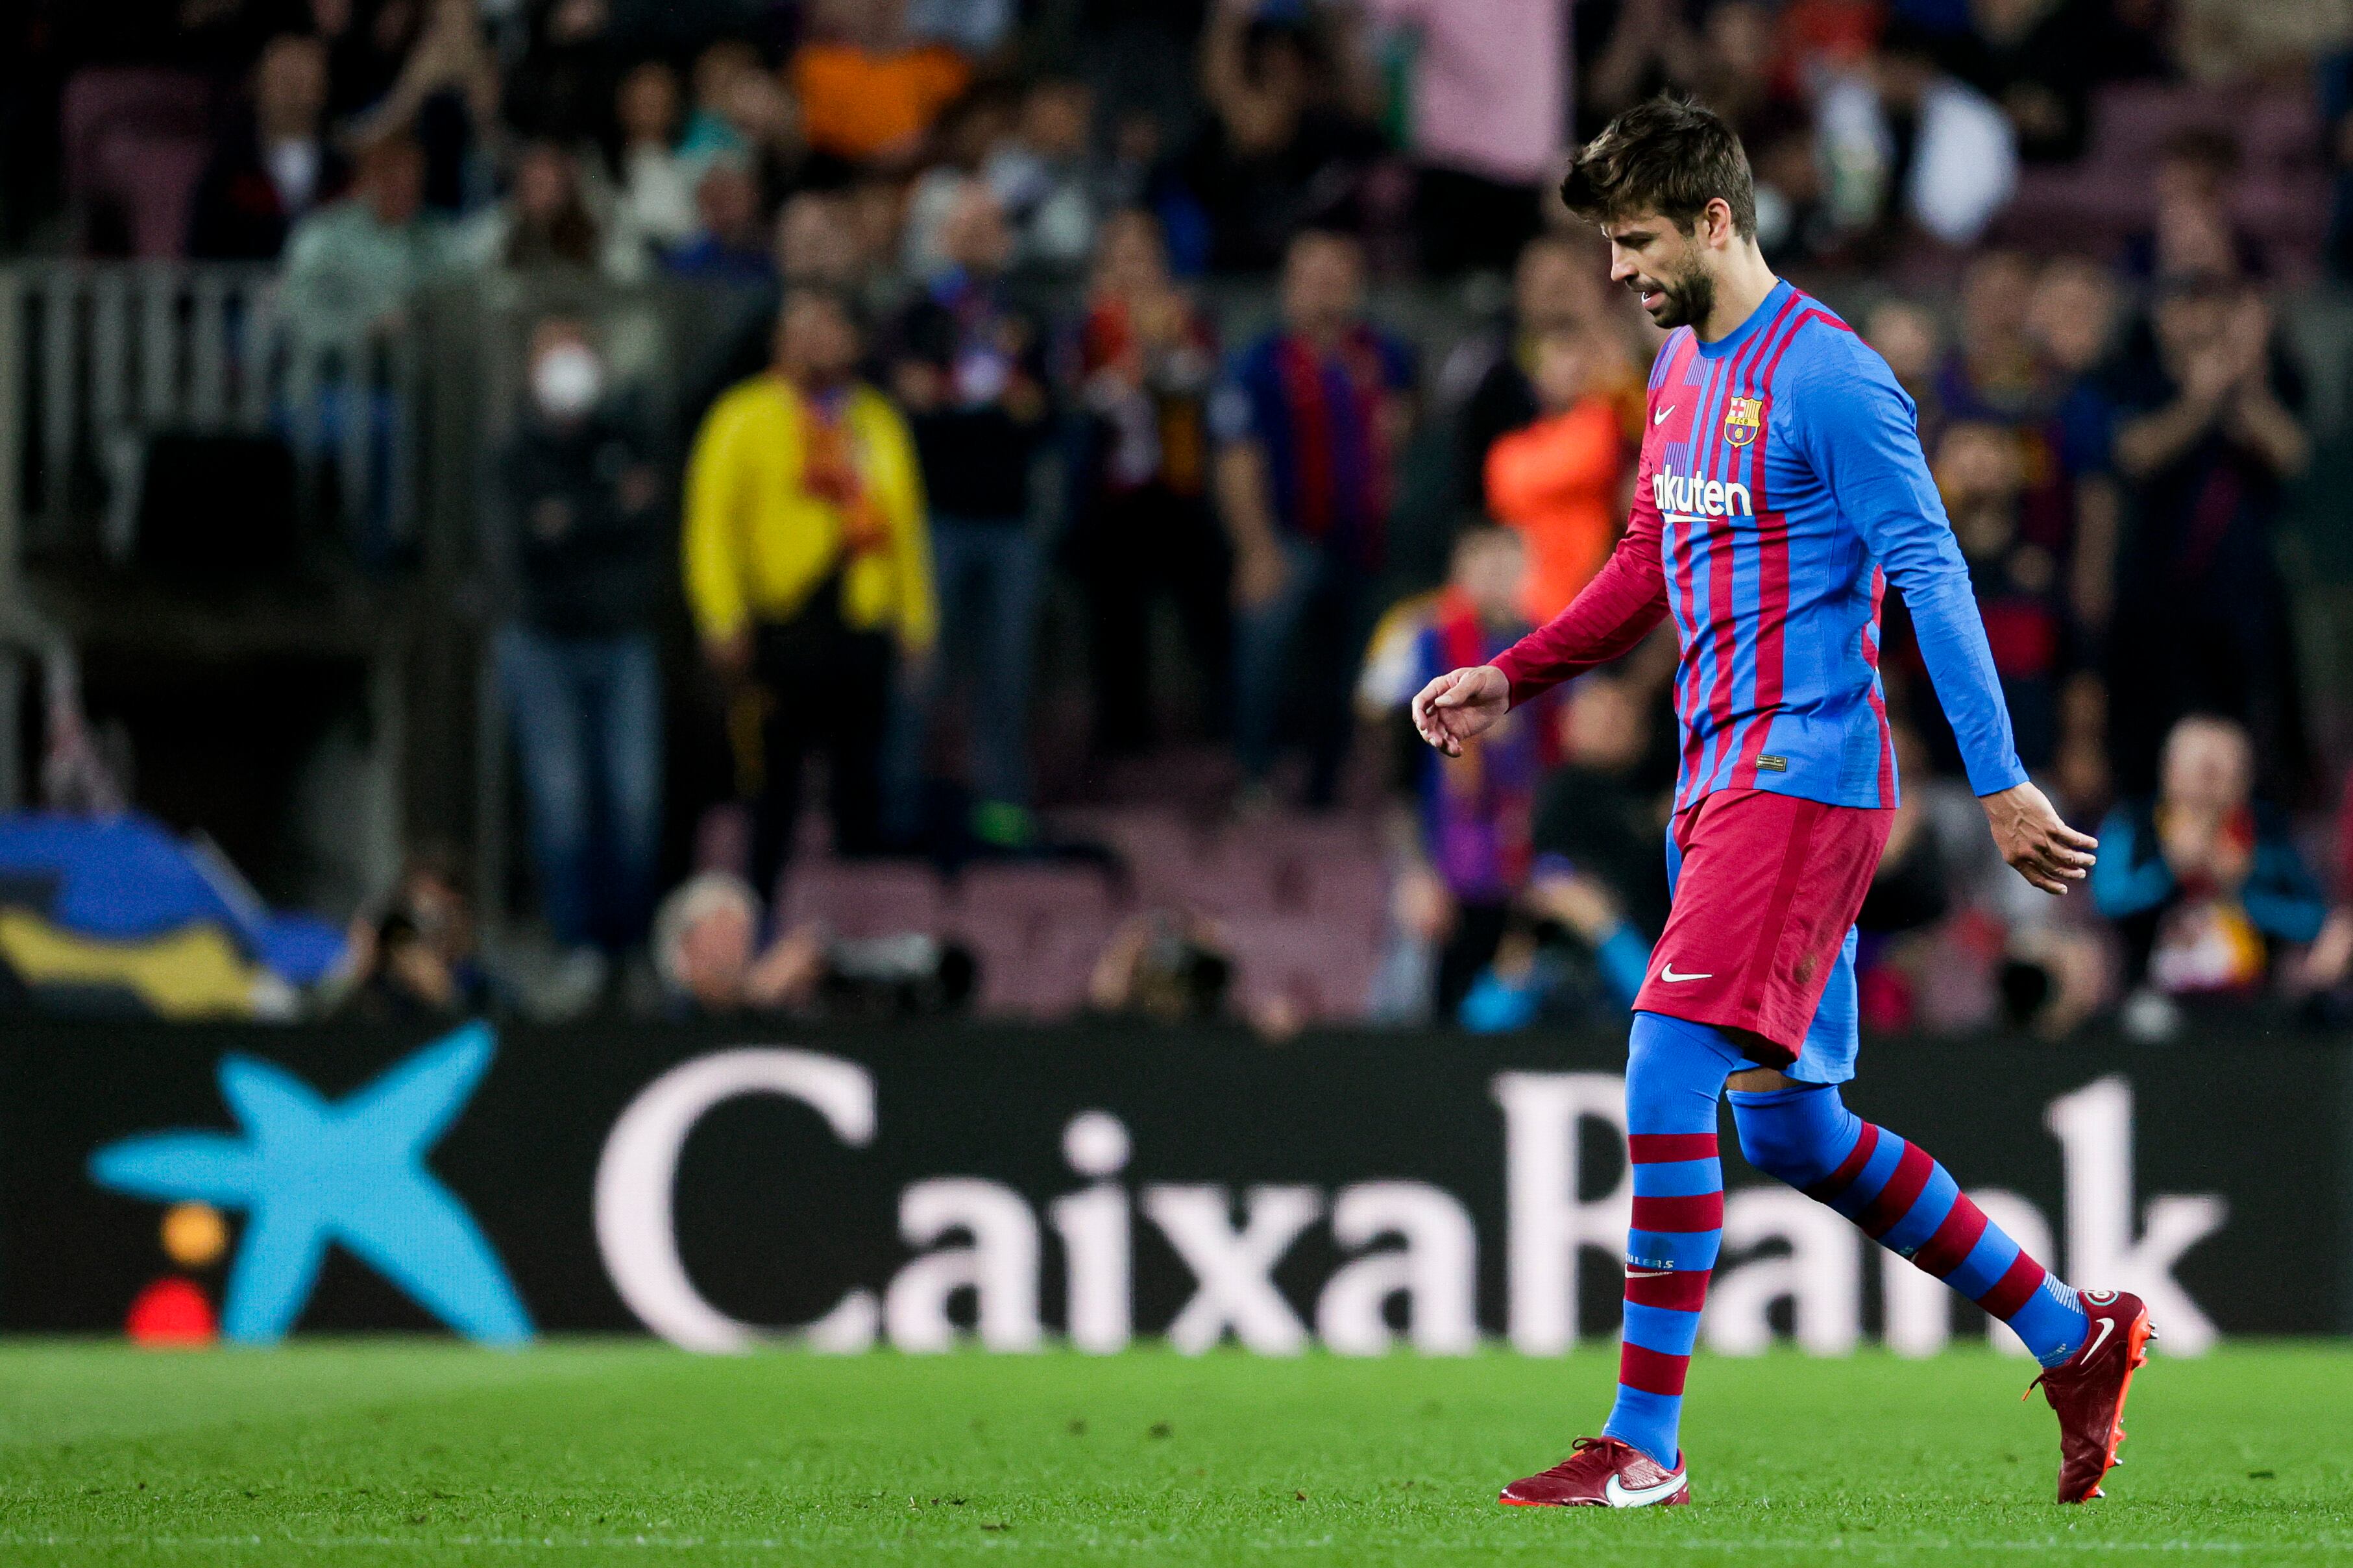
[{"xmin": 90, "ymin": 1022, "xmax": 532, "ymax": 1344}]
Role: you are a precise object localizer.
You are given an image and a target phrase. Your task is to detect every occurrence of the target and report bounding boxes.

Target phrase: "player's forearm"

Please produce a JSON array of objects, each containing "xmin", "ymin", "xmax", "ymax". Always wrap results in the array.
[
  {"xmin": 1489, "ymin": 535, "xmax": 1666, "ymax": 706},
  {"xmin": 1904, "ymin": 574, "xmax": 2028, "ymax": 797},
  {"xmin": 1851, "ymin": 482, "xmax": 2027, "ymax": 795}
]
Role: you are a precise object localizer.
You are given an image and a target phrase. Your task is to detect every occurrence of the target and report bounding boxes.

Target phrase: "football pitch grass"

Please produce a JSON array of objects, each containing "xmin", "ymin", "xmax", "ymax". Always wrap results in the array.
[{"xmin": 3, "ymin": 1341, "xmax": 2347, "ymax": 1565}]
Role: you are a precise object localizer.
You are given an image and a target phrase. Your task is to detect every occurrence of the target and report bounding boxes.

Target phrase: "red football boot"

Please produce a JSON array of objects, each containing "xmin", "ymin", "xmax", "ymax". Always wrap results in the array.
[
  {"xmin": 1498, "ymin": 1437, "xmax": 1690, "ymax": 1508},
  {"xmin": 2027, "ymin": 1287, "xmax": 2156, "ymax": 1503}
]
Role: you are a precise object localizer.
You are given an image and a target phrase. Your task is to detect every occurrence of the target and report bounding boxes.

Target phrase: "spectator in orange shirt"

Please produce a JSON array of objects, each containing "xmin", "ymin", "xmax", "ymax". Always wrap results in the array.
[
  {"xmin": 791, "ymin": 0, "xmax": 971, "ymax": 168},
  {"xmin": 1481, "ymin": 324, "xmax": 1631, "ymax": 623}
]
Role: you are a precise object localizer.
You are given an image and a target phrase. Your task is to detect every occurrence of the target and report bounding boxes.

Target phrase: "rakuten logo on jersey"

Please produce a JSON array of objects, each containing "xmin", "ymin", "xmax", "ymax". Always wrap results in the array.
[{"xmin": 1652, "ymin": 468, "xmax": 1753, "ymax": 518}]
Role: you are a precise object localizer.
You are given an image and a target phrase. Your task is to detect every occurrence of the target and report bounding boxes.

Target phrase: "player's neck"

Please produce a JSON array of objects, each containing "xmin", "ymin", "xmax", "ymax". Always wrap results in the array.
[{"xmin": 1693, "ymin": 247, "xmax": 1781, "ymax": 345}]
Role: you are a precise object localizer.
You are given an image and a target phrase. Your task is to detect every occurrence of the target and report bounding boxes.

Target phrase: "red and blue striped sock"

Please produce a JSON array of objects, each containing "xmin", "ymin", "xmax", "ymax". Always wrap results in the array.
[
  {"xmin": 1729, "ymin": 1083, "xmax": 2089, "ymax": 1366},
  {"xmin": 1603, "ymin": 1013, "xmax": 1743, "ymax": 1467}
]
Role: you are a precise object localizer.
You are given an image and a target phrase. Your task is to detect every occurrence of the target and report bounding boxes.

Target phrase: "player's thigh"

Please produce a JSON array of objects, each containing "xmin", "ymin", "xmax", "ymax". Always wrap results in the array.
[
  {"xmin": 1790, "ymin": 924, "xmax": 1860, "ymax": 1085},
  {"xmin": 1636, "ymin": 791, "xmax": 1884, "ymax": 1054}
]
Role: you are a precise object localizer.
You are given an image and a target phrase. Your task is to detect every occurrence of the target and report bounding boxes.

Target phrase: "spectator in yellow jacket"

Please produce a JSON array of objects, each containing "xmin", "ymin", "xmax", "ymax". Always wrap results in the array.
[{"xmin": 684, "ymin": 285, "xmax": 935, "ymax": 902}]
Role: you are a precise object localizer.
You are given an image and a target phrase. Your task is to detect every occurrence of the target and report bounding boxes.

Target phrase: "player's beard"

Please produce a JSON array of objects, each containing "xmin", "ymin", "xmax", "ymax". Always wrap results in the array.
[{"xmin": 1642, "ymin": 261, "xmax": 1716, "ymax": 331}]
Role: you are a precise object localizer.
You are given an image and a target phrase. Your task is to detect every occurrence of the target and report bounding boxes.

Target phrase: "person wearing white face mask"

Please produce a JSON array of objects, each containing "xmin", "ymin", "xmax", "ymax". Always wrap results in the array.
[{"xmin": 491, "ymin": 317, "xmax": 668, "ymax": 1006}]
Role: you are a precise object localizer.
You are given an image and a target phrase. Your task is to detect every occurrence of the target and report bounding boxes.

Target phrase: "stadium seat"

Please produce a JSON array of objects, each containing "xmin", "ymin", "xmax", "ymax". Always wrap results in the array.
[
  {"xmin": 779, "ymin": 858, "xmax": 947, "ymax": 939},
  {"xmin": 990, "ymin": 925, "xmax": 1103, "ymax": 1019},
  {"xmin": 1217, "ymin": 913, "xmax": 1380, "ymax": 1023},
  {"xmin": 1302, "ymin": 854, "xmax": 1390, "ymax": 943},
  {"xmin": 1173, "ymin": 838, "xmax": 1282, "ymax": 918},
  {"xmin": 953, "ymin": 862, "xmax": 1119, "ymax": 941},
  {"xmin": 1996, "ymin": 80, "xmax": 2328, "ymax": 276},
  {"xmin": 1049, "ymin": 805, "xmax": 1212, "ymax": 908},
  {"xmin": 938, "ymin": 903, "xmax": 1095, "ymax": 1019}
]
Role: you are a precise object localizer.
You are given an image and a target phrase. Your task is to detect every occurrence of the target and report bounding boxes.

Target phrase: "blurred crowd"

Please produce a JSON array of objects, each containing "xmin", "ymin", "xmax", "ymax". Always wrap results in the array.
[{"xmin": 8, "ymin": 0, "xmax": 2353, "ymax": 1041}]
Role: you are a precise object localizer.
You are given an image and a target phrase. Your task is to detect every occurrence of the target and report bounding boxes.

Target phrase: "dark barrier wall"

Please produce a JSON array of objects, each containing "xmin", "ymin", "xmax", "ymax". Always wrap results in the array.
[{"xmin": 4, "ymin": 1020, "xmax": 2348, "ymax": 1351}]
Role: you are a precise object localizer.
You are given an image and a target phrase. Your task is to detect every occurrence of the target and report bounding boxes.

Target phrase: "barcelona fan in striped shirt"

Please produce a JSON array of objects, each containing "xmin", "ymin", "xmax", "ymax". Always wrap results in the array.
[{"xmin": 1414, "ymin": 97, "xmax": 2152, "ymax": 1510}]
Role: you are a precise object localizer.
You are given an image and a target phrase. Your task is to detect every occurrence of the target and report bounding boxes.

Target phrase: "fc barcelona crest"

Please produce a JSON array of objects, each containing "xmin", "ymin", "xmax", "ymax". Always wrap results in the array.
[{"xmin": 1724, "ymin": 396, "xmax": 1765, "ymax": 446}]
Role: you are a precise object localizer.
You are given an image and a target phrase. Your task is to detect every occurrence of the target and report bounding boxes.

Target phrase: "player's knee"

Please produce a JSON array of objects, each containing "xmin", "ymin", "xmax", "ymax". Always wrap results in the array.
[
  {"xmin": 1731, "ymin": 1087, "xmax": 1854, "ymax": 1187},
  {"xmin": 1624, "ymin": 1061, "xmax": 1692, "ymax": 1134},
  {"xmin": 1733, "ymin": 1111, "xmax": 1819, "ymax": 1185},
  {"xmin": 1624, "ymin": 1013, "xmax": 1740, "ymax": 1133}
]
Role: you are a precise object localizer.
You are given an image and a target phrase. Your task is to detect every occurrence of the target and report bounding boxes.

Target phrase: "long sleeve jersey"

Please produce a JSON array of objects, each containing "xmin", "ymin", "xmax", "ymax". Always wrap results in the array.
[{"xmin": 1491, "ymin": 280, "xmax": 2025, "ymax": 811}]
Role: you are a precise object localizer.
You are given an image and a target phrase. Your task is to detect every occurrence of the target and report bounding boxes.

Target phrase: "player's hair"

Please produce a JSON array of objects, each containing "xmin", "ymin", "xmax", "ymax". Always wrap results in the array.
[{"xmin": 1559, "ymin": 95, "xmax": 1757, "ymax": 241}]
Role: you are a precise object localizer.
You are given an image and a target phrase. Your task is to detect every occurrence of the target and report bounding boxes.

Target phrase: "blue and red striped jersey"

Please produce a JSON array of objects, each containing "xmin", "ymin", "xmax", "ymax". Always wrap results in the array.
[
  {"xmin": 1210, "ymin": 326, "xmax": 1416, "ymax": 565},
  {"xmin": 1491, "ymin": 280, "xmax": 2026, "ymax": 811}
]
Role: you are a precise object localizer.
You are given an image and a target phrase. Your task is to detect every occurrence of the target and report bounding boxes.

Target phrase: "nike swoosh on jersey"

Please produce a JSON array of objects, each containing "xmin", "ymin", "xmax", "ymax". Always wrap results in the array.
[
  {"xmin": 1653, "ymin": 404, "xmax": 1674, "ymax": 425},
  {"xmin": 1603, "ymin": 1470, "xmax": 1687, "ymax": 1507},
  {"xmin": 1659, "ymin": 963, "xmax": 1711, "ymax": 982}
]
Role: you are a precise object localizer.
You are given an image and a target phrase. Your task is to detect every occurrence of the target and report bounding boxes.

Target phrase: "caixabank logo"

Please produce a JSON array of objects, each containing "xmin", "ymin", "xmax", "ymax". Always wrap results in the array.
[
  {"xmin": 590, "ymin": 1054, "xmax": 2230, "ymax": 1358},
  {"xmin": 64, "ymin": 1028, "xmax": 2259, "ymax": 1352},
  {"xmin": 88, "ymin": 1023, "xmax": 531, "ymax": 1345}
]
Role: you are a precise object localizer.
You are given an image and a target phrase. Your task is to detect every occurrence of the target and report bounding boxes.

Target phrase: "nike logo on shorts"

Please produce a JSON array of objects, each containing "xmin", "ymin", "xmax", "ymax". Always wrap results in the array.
[{"xmin": 1659, "ymin": 963, "xmax": 1711, "ymax": 982}]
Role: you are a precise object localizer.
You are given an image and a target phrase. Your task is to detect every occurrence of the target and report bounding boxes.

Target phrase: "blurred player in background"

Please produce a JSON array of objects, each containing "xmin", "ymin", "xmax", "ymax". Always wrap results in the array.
[{"xmin": 1413, "ymin": 97, "xmax": 2151, "ymax": 1510}]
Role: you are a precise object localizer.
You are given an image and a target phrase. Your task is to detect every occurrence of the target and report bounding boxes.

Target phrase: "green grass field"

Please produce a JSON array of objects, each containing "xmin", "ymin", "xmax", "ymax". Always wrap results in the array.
[{"xmin": 1, "ymin": 1341, "xmax": 2346, "ymax": 1566}]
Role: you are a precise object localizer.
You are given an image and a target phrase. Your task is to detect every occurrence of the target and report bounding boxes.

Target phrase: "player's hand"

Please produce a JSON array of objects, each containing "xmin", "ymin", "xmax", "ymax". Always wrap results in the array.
[
  {"xmin": 1982, "ymin": 780, "xmax": 2097, "ymax": 895},
  {"xmin": 1411, "ymin": 664, "xmax": 1509, "ymax": 756}
]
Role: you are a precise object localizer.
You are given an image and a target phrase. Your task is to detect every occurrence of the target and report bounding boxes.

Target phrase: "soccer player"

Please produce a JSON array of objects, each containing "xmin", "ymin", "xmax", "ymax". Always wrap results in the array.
[{"xmin": 1411, "ymin": 98, "xmax": 2152, "ymax": 1509}]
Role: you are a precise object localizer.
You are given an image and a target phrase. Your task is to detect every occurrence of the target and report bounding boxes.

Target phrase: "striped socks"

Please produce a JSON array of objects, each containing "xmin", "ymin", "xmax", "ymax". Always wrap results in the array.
[
  {"xmin": 1728, "ymin": 1083, "xmax": 2088, "ymax": 1366},
  {"xmin": 1611, "ymin": 1131, "xmax": 1720, "ymax": 1465},
  {"xmin": 1600, "ymin": 1018, "xmax": 2090, "ymax": 1473},
  {"xmin": 1603, "ymin": 1013, "xmax": 1743, "ymax": 1467}
]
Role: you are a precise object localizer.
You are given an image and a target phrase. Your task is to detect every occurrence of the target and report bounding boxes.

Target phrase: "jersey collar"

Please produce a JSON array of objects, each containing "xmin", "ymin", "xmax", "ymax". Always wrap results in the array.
[{"xmin": 1693, "ymin": 278, "xmax": 1794, "ymax": 361}]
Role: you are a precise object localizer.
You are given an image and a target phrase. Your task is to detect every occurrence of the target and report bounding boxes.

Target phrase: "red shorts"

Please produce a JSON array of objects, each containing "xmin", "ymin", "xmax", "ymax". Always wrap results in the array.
[{"xmin": 1632, "ymin": 787, "xmax": 1892, "ymax": 1065}]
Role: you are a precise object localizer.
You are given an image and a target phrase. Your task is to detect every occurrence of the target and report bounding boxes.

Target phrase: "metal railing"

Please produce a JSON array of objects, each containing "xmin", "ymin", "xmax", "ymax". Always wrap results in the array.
[
  {"xmin": 3, "ymin": 261, "xmax": 420, "ymax": 567},
  {"xmin": 0, "ymin": 260, "xmax": 426, "ymax": 855}
]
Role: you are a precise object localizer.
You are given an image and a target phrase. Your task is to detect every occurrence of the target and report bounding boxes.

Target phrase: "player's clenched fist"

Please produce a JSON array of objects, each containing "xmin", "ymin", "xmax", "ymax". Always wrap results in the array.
[{"xmin": 1411, "ymin": 664, "xmax": 1511, "ymax": 756}]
